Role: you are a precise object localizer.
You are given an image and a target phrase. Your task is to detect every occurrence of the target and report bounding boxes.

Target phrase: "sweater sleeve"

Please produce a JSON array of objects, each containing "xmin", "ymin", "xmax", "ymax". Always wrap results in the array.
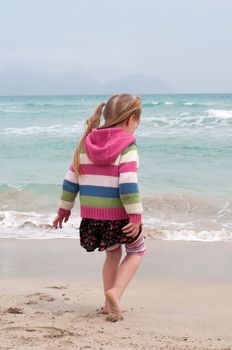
[
  {"xmin": 57, "ymin": 164, "xmax": 79, "ymax": 218},
  {"xmin": 118, "ymin": 143, "xmax": 143, "ymax": 224}
]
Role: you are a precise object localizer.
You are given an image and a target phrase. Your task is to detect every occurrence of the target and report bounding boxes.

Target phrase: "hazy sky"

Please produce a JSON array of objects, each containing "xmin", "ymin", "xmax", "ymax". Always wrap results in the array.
[{"xmin": 0, "ymin": 0, "xmax": 232, "ymax": 92}]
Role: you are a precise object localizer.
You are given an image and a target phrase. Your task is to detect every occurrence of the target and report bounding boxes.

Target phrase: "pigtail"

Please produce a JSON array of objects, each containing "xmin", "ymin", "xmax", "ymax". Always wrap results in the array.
[{"xmin": 72, "ymin": 102, "xmax": 105, "ymax": 176}]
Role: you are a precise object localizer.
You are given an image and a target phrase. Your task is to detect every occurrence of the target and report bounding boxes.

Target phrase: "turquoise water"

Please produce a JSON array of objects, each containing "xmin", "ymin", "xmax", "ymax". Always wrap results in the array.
[{"xmin": 0, "ymin": 94, "xmax": 232, "ymax": 240}]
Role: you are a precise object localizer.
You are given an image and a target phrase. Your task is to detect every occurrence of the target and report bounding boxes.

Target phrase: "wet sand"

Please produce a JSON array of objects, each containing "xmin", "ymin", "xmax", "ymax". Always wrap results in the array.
[{"xmin": 0, "ymin": 238, "xmax": 232, "ymax": 349}]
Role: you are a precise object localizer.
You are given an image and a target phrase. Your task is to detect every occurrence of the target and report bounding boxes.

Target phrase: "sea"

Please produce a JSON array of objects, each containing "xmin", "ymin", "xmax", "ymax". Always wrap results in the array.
[{"xmin": 0, "ymin": 94, "xmax": 231, "ymax": 241}]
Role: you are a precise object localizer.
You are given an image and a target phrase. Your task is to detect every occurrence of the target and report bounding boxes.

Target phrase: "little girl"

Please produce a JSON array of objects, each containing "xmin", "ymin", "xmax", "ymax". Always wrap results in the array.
[{"xmin": 53, "ymin": 93, "xmax": 146, "ymax": 322}]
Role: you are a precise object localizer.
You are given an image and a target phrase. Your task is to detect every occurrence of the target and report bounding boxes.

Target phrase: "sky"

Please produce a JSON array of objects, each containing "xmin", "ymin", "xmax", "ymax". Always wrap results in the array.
[{"xmin": 0, "ymin": 0, "xmax": 232, "ymax": 93}]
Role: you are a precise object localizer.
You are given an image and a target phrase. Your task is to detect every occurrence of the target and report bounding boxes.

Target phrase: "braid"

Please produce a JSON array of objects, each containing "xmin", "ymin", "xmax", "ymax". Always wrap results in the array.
[{"xmin": 73, "ymin": 102, "xmax": 105, "ymax": 175}]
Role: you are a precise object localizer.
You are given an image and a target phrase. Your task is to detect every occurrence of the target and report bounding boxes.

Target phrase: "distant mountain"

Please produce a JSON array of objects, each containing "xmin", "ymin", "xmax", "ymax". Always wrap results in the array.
[
  {"xmin": 104, "ymin": 74, "xmax": 173, "ymax": 94},
  {"xmin": 0, "ymin": 63, "xmax": 101, "ymax": 95},
  {"xmin": 0, "ymin": 63, "xmax": 173, "ymax": 95}
]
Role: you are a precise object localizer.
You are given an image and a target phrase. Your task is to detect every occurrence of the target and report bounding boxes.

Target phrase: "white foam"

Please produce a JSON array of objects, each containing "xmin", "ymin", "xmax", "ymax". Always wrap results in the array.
[
  {"xmin": 162, "ymin": 228, "xmax": 232, "ymax": 242},
  {"xmin": 0, "ymin": 123, "xmax": 84, "ymax": 136},
  {"xmin": 0, "ymin": 106, "xmax": 24, "ymax": 113},
  {"xmin": 184, "ymin": 102, "xmax": 213, "ymax": 107},
  {"xmin": 143, "ymin": 218, "xmax": 232, "ymax": 241},
  {"xmin": 0, "ymin": 206, "xmax": 232, "ymax": 242},
  {"xmin": 0, "ymin": 211, "xmax": 81, "ymax": 239},
  {"xmin": 207, "ymin": 109, "xmax": 232, "ymax": 119}
]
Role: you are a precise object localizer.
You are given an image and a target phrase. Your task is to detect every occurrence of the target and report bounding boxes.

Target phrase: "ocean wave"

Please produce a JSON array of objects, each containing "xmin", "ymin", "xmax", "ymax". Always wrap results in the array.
[
  {"xmin": 207, "ymin": 109, "xmax": 232, "ymax": 119},
  {"xmin": 0, "ymin": 183, "xmax": 18, "ymax": 191},
  {"xmin": 142, "ymin": 101, "xmax": 215, "ymax": 108},
  {"xmin": 25, "ymin": 102, "xmax": 86, "ymax": 108},
  {"xmin": 1, "ymin": 112, "xmax": 232, "ymax": 138},
  {"xmin": 0, "ymin": 103, "xmax": 90, "ymax": 115},
  {"xmin": 0, "ymin": 211, "xmax": 80, "ymax": 239},
  {"xmin": 143, "ymin": 193, "xmax": 232, "ymax": 219},
  {"xmin": 0, "ymin": 182, "xmax": 61, "ymax": 194},
  {"xmin": 141, "ymin": 193, "xmax": 232, "ymax": 241},
  {"xmin": 145, "ymin": 227, "xmax": 232, "ymax": 241},
  {"xmin": 0, "ymin": 123, "xmax": 84, "ymax": 136},
  {"xmin": 0, "ymin": 191, "xmax": 231, "ymax": 241},
  {"xmin": 184, "ymin": 102, "xmax": 195, "ymax": 106},
  {"xmin": 0, "ymin": 208, "xmax": 231, "ymax": 241},
  {"xmin": 139, "ymin": 117, "xmax": 232, "ymax": 134},
  {"xmin": 0, "ymin": 108, "xmax": 24, "ymax": 113},
  {"xmin": 142, "ymin": 101, "xmax": 161, "ymax": 107},
  {"xmin": 1, "ymin": 121, "xmax": 231, "ymax": 140},
  {"xmin": 142, "ymin": 101, "xmax": 176, "ymax": 107},
  {"xmin": 183, "ymin": 102, "xmax": 213, "ymax": 107}
]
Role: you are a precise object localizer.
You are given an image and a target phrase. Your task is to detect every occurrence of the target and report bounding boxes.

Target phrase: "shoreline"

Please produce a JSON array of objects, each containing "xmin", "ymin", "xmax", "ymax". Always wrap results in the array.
[{"xmin": 1, "ymin": 238, "xmax": 232, "ymax": 282}]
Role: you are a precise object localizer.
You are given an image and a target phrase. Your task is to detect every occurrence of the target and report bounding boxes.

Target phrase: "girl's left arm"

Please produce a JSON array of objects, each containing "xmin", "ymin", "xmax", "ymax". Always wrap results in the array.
[
  {"xmin": 57, "ymin": 164, "xmax": 79, "ymax": 218},
  {"xmin": 118, "ymin": 144, "xmax": 143, "ymax": 224}
]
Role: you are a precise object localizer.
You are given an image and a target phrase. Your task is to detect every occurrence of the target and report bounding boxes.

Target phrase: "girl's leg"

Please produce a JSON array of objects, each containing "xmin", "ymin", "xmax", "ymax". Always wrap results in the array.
[
  {"xmin": 108, "ymin": 254, "xmax": 143, "ymax": 299},
  {"xmin": 105, "ymin": 232, "xmax": 146, "ymax": 321},
  {"xmin": 105, "ymin": 254, "xmax": 143, "ymax": 319},
  {"xmin": 102, "ymin": 246, "xmax": 122, "ymax": 312}
]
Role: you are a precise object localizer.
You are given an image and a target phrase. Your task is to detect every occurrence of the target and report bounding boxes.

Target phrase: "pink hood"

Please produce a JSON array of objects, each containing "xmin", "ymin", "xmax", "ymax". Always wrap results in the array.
[{"xmin": 84, "ymin": 128, "xmax": 136, "ymax": 165}]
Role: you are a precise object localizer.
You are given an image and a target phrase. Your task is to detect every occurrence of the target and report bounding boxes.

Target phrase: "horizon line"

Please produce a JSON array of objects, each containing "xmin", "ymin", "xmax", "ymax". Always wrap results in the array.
[{"xmin": 1, "ymin": 92, "xmax": 232, "ymax": 97}]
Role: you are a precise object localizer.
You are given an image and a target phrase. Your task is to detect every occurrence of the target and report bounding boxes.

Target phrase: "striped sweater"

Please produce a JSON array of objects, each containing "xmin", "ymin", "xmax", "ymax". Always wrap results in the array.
[{"xmin": 58, "ymin": 127, "xmax": 143, "ymax": 224}]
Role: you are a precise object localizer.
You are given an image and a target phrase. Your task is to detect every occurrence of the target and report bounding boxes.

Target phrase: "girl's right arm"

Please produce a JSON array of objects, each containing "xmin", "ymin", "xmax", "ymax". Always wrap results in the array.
[{"xmin": 53, "ymin": 164, "xmax": 79, "ymax": 229}]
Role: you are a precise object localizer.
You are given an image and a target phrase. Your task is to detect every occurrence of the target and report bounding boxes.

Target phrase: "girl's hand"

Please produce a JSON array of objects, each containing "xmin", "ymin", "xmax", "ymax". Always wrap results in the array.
[
  {"xmin": 122, "ymin": 222, "xmax": 141, "ymax": 238},
  {"xmin": 52, "ymin": 215, "xmax": 69, "ymax": 229}
]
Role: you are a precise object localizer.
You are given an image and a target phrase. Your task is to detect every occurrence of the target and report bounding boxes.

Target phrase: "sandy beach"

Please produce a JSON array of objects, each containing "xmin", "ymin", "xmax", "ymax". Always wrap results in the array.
[{"xmin": 0, "ymin": 238, "xmax": 232, "ymax": 349}]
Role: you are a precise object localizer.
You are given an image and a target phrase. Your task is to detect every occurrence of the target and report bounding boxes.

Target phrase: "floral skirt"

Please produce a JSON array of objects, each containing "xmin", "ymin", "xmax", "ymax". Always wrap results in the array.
[{"xmin": 79, "ymin": 218, "xmax": 143, "ymax": 252}]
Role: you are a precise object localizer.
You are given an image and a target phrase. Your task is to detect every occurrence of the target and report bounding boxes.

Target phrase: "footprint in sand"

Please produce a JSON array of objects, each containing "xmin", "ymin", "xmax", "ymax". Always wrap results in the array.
[
  {"xmin": 5, "ymin": 307, "xmax": 23, "ymax": 314},
  {"xmin": 52, "ymin": 310, "xmax": 64, "ymax": 316},
  {"xmin": 52, "ymin": 310, "xmax": 74, "ymax": 316},
  {"xmin": 42, "ymin": 327, "xmax": 75, "ymax": 339},
  {"xmin": 26, "ymin": 293, "xmax": 55, "ymax": 302},
  {"xmin": 2, "ymin": 326, "xmax": 75, "ymax": 339},
  {"xmin": 27, "ymin": 292, "xmax": 41, "ymax": 297},
  {"xmin": 39, "ymin": 294, "xmax": 55, "ymax": 302},
  {"xmin": 46, "ymin": 285, "xmax": 68, "ymax": 290},
  {"xmin": 58, "ymin": 339, "xmax": 74, "ymax": 347},
  {"xmin": 25, "ymin": 300, "xmax": 38, "ymax": 305}
]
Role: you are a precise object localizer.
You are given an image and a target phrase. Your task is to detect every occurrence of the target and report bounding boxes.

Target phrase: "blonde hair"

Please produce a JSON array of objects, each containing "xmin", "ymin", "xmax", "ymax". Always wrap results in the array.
[{"xmin": 72, "ymin": 93, "xmax": 142, "ymax": 175}]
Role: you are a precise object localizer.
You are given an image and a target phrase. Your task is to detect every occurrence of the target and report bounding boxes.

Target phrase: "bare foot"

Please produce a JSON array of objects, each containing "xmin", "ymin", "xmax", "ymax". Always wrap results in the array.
[
  {"xmin": 106, "ymin": 313, "xmax": 124, "ymax": 322},
  {"xmin": 97, "ymin": 306, "xmax": 127, "ymax": 315},
  {"xmin": 96, "ymin": 306, "xmax": 109, "ymax": 315},
  {"xmin": 105, "ymin": 289, "xmax": 123, "ymax": 322}
]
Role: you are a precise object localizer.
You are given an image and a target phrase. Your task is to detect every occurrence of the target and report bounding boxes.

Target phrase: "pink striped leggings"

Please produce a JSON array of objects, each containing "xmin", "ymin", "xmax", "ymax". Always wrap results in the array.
[{"xmin": 105, "ymin": 230, "xmax": 146, "ymax": 255}]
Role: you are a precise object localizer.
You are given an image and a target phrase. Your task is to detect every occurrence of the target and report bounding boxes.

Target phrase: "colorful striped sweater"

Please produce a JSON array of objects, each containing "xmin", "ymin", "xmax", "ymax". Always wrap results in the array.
[{"xmin": 58, "ymin": 127, "xmax": 143, "ymax": 224}]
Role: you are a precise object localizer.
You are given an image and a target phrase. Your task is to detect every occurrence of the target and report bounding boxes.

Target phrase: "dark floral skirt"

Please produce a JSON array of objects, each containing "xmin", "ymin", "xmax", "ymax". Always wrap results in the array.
[{"xmin": 79, "ymin": 218, "xmax": 143, "ymax": 252}]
